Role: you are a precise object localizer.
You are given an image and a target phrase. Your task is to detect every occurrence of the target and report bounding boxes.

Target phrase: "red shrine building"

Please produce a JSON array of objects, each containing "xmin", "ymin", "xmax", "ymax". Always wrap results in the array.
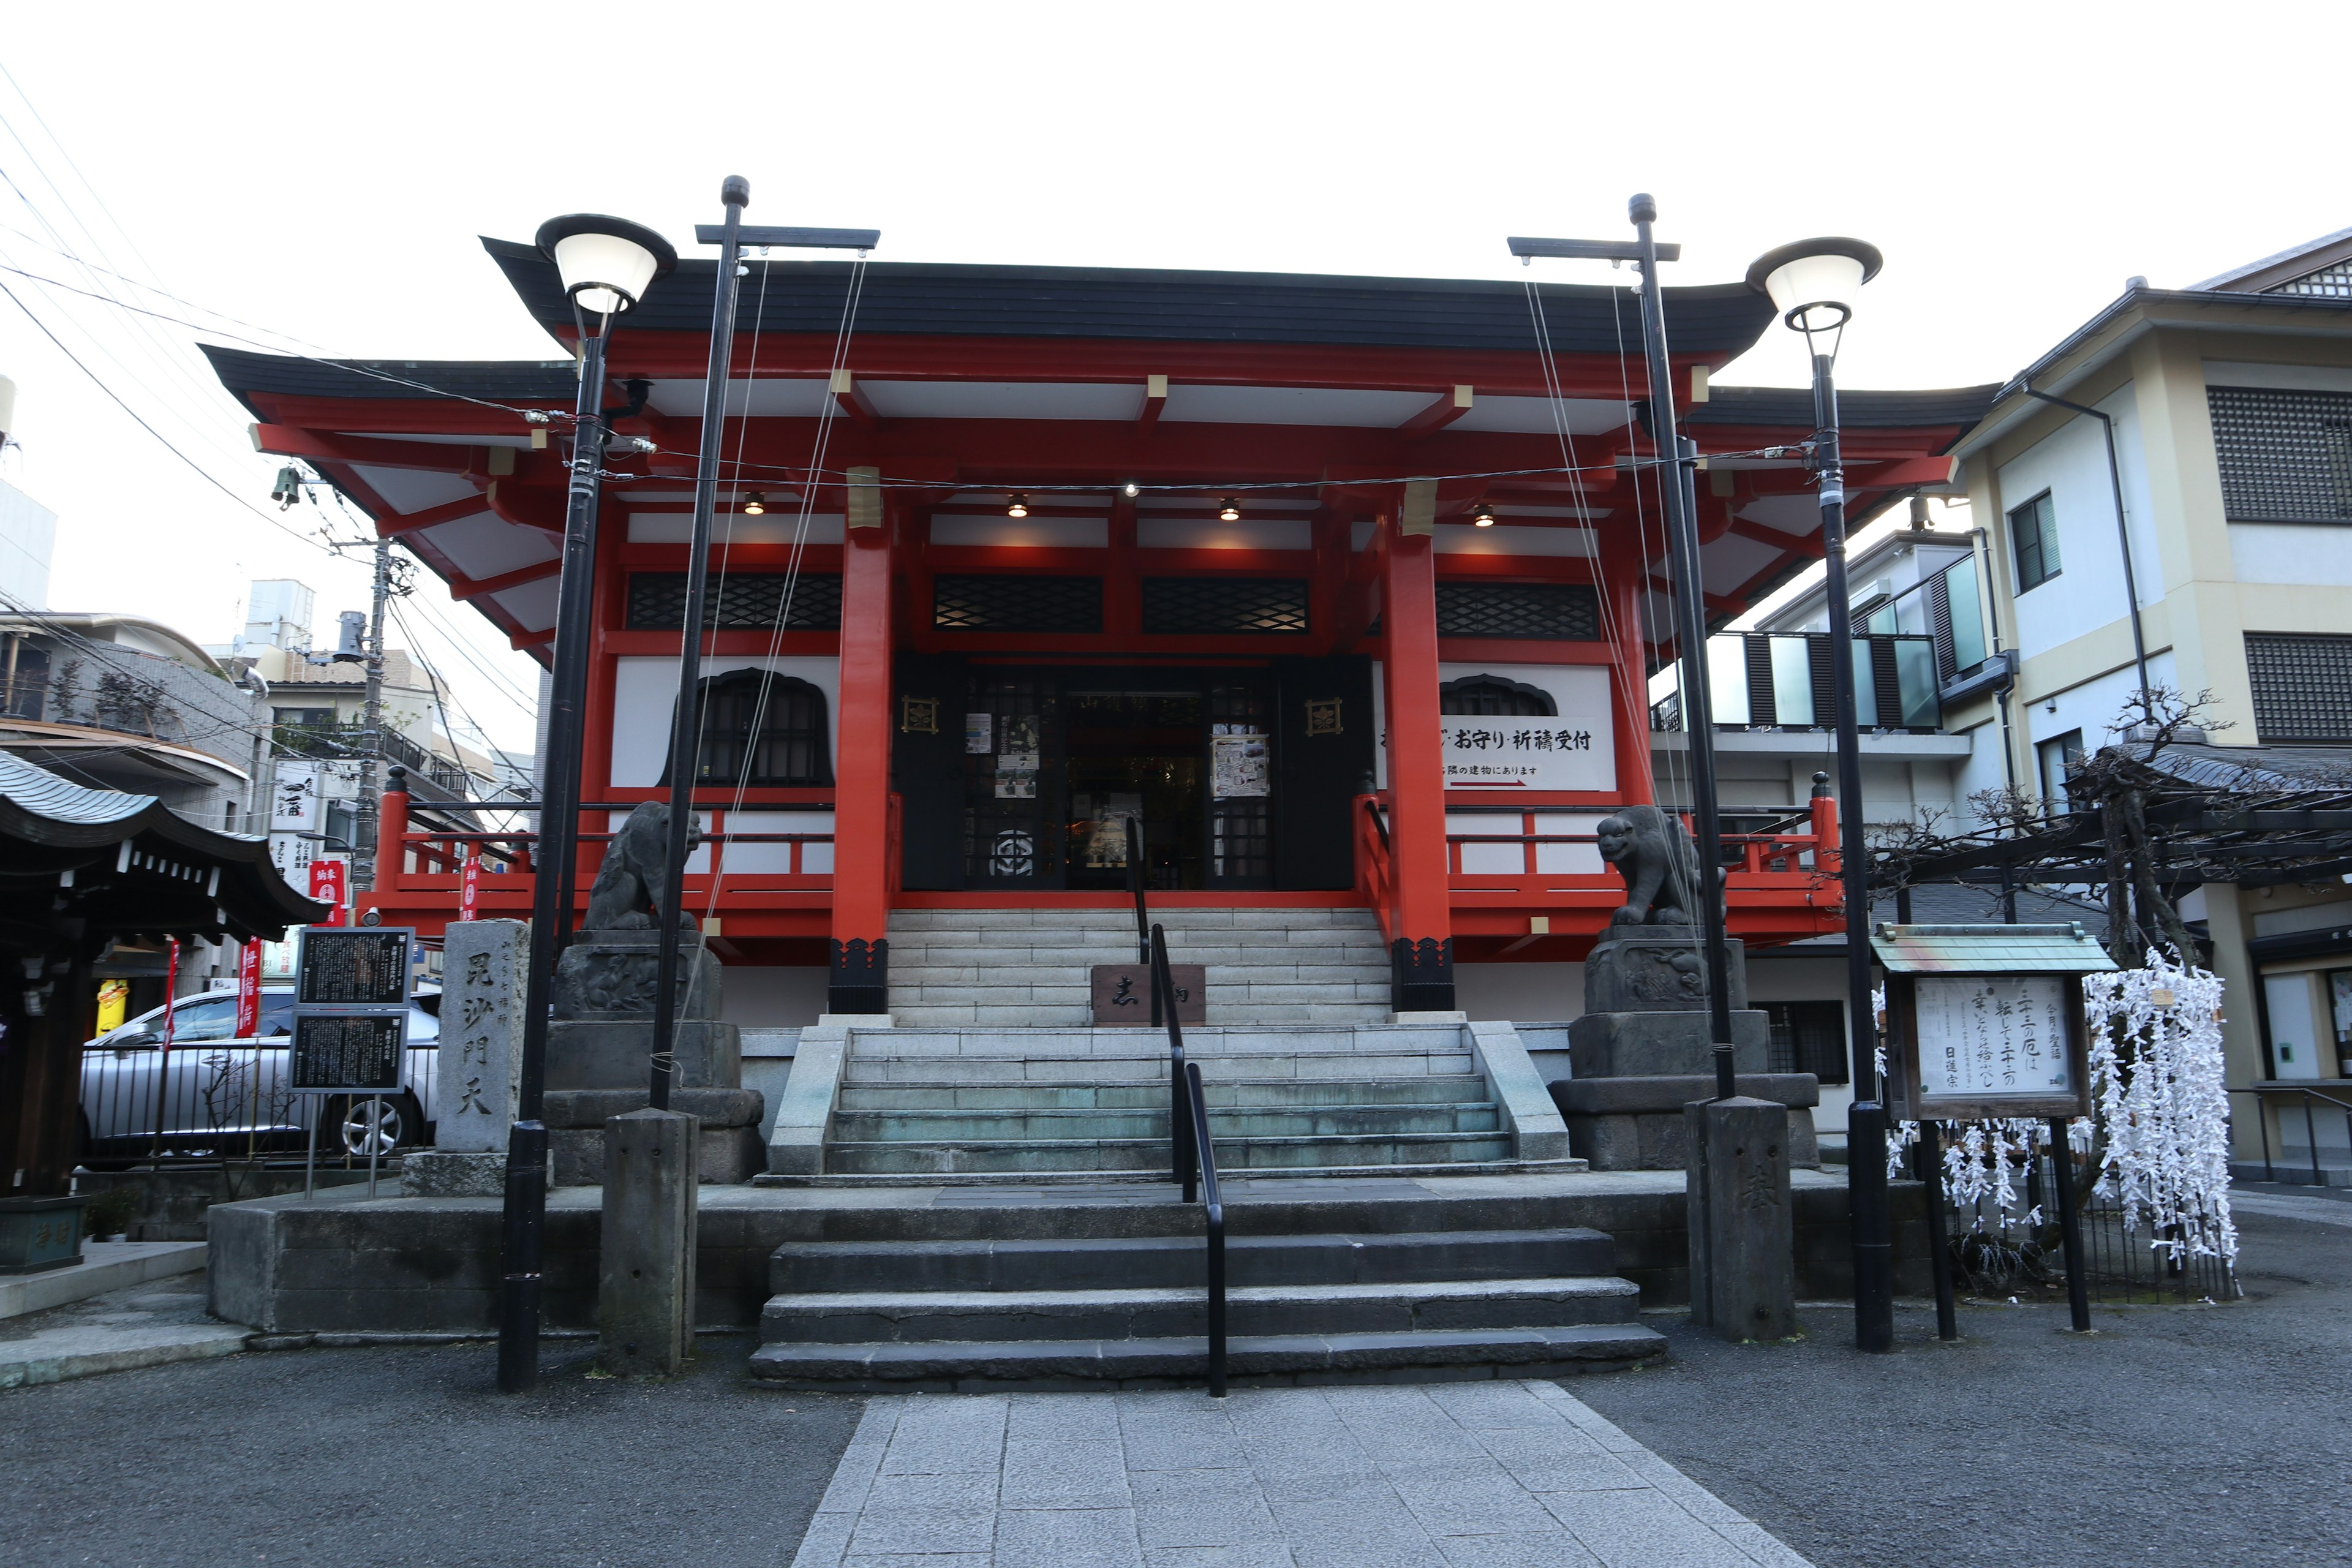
[{"xmin": 205, "ymin": 247, "xmax": 1984, "ymax": 1023}]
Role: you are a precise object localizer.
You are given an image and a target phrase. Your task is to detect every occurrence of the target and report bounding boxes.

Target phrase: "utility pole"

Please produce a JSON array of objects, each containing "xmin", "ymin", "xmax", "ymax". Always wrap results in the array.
[{"xmin": 353, "ymin": 537, "xmax": 391, "ymax": 888}]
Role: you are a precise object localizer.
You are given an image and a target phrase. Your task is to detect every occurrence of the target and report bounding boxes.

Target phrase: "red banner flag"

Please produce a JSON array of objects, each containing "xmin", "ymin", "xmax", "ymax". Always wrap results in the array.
[
  {"xmin": 235, "ymin": 938, "xmax": 263, "ymax": 1038},
  {"xmin": 459, "ymin": 847, "xmax": 481, "ymax": 923},
  {"xmin": 309, "ymin": 857, "xmax": 347, "ymax": 927}
]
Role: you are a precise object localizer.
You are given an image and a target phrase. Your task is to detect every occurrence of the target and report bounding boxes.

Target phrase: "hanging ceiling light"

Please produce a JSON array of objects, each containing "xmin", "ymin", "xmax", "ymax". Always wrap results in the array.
[
  {"xmin": 1006, "ymin": 493, "xmax": 1030, "ymax": 519},
  {"xmin": 1218, "ymin": 496, "xmax": 1241, "ymax": 522},
  {"xmin": 1471, "ymin": 499, "xmax": 1498, "ymax": 527},
  {"xmin": 742, "ymin": 492, "xmax": 766, "ymax": 515}
]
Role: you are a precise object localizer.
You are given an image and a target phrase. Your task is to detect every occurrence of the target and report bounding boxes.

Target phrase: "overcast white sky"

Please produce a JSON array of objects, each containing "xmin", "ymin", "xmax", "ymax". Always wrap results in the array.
[{"xmin": 1, "ymin": 3, "xmax": 2344, "ymax": 752}]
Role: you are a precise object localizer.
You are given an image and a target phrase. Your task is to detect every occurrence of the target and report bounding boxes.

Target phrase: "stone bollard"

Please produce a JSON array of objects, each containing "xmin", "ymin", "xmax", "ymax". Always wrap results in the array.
[
  {"xmin": 598, "ymin": 1107, "xmax": 699, "ymax": 1377},
  {"xmin": 1684, "ymin": 1096, "xmax": 1798, "ymax": 1342}
]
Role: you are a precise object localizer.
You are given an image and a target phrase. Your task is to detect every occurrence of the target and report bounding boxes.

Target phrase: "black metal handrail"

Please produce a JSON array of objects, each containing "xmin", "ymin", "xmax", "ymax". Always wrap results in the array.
[
  {"xmin": 1150, "ymin": 921, "xmax": 1226, "ymax": 1398},
  {"xmin": 2228, "ymin": 1084, "xmax": 2352, "ymax": 1187}
]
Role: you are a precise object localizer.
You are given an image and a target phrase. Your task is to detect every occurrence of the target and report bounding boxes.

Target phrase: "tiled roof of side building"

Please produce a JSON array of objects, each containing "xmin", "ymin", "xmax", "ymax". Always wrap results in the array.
[
  {"xmin": 198, "ymin": 345, "xmax": 579, "ymax": 410},
  {"xmin": 1687, "ymin": 384, "xmax": 2003, "ymax": 431},
  {"xmin": 480, "ymin": 241, "xmax": 1782, "ymax": 356}
]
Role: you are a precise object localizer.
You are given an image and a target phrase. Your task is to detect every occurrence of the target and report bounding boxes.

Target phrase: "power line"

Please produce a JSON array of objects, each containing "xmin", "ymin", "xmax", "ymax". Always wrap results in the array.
[{"xmin": 0, "ymin": 276, "xmax": 351, "ymax": 560}]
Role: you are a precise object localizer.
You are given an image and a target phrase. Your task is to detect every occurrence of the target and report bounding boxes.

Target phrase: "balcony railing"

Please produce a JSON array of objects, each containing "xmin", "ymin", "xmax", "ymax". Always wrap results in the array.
[
  {"xmin": 1864, "ymin": 552, "xmax": 1987, "ymax": 688},
  {"xmin": 274, "ymin": 721, "xmax": 478, "ymax": 798},
  {"xmin": 1651, "ymin": 631, "xmax": 1942, "ymax": 734}
]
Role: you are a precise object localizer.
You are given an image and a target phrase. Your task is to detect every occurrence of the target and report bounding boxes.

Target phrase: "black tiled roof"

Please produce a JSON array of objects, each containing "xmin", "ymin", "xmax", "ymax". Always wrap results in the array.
[
  {"xmin": 200, "ymin": 345, "xmax": 578, "ymax": 409},
  {"xmin": 1687, "ymin": 384, "xmax": 2003, "ymax": 429},
  {"xmin": 481, "ymin": 239, "xmax": 1780, "ymax": 356}
]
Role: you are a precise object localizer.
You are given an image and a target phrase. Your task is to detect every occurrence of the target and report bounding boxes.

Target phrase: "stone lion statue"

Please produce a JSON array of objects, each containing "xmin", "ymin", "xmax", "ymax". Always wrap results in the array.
[
  {"xmin": 581, "ymin": 801, "xmax": 698, "ymax": 932},
  {"xmin": 1594, "ymin": 805, "xmax": 1708, "ymax": 927}
]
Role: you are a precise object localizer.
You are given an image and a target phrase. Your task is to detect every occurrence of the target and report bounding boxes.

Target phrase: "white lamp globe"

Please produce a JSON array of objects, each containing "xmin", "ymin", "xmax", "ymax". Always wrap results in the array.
[
  {"xmin": 535, "ymin": 214, "xmax": 678, "ymax": 318},
  {"xmin": 1744, "ymin": 238, "xmax": 1883, "ymax": 334}
]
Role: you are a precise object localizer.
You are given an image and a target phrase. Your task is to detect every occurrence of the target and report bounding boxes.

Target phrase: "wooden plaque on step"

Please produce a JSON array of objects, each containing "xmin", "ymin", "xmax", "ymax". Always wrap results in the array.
[{"xmin": 1091, "ymin": 964, "xmax": 1205, "ymax": 1025}]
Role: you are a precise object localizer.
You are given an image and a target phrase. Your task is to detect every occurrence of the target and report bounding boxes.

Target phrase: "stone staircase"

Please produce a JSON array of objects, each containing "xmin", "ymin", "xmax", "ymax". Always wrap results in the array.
[
  {"xmin": 780, "ymin": 1021, "xmax": 1574, "ymax": 1180},
  {"xmin": 745, "ymin": 1176, "xmax": 1667, "ymax": 1390},
  {"xmin": 886, "ymin": 906, "xmax": 1393, "ymax": 1027}
]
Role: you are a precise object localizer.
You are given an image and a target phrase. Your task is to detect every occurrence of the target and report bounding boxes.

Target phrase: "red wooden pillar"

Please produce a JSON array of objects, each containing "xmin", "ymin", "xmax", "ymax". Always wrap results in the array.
[
  {"xmin": 829, "ymin": 478, "xmax": 895, "ymax": 1014},
  {"xmin": 1379, "ymin": 514, "xmax": 1455, "ymax": 1012},
  {"xmin": 1600, "ymin": 533, "xmax": 1656, "ymax": 806}
]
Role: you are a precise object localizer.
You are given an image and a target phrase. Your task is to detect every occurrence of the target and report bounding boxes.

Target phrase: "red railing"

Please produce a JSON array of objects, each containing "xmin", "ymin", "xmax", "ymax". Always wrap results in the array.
[
  {"xmin": 1354, "ymin": 789, "xmax": 1842, "ymax": 944},
  {"xmin": 370, "ymin": 790, "xmax": 835, "ymax": 921}
]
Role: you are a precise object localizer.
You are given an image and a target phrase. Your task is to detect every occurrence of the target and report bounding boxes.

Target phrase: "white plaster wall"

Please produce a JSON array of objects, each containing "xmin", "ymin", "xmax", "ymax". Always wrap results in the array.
[
  {"xmin": 1949, "ymin": 717, "xmax": 2014, "ymax": 829},
  {"xmin": 2227, "ymin": 523, "xmax": 2352, "ymax": 586},
  {"xmin": 1995, "ymin": 385, "xmax": 2163, "ymax": 660},
  {"xmin": 722, "ymin": 965, "xmax": 827, "ymax": 1027},
  {"xmin": 1457, "ymin": 962, "xmax": 1583, "ymax": 1024},
  {"xmin": 2028, "ymin": 650, "xmax": 2179, "ymax": 772},
  {"xmin": 609, "ymin": 655, "xmax": 840, "ymax": 788}
]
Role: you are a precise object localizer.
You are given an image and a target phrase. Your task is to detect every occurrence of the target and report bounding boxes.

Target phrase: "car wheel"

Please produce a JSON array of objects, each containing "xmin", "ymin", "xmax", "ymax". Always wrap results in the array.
[{"xmin": 328, "ymin": 1093, "xmax": 422, "ymax": 1159}]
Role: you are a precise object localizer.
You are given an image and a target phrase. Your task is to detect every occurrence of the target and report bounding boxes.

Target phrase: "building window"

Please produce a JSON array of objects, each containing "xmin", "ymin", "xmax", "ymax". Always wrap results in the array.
[
  {"xmin": 1763, "ymin": 1001, "xmax": 1848, "ymax": 1085},
  {"xmin": 2009, "ymin": 491, "xmax": 2062, "ymax": 592},
  {"xmin": 274, "ymin": 707, "xmax": 337, "ymax": 728},
  {"xmin": 2245, "ymin": 631, "xmax": 2352, "ymax": 742},
  {"xmin": 666, "ymin": 669, "xmax": 832, "ymax": 788},
  {"xmin": 1434, "ymin": 581, "xmax": 1600, "ymax": 639},
  {"xmin": 1141, "ymin": 578, "xmax": 1308, "ymax": 635},
  {"xmin": 2207, "ymin": 386, "xmax": 2352, "ymax": 522},
  {"xmin": 2037, "ymin": 729, "xmax": 2084, "ymax": 814},
  {"xmin": 1438, "ymin": 675, "xmax": 1558, "ymax": 717},
  {"xmin": 933, "ymin": 575, "xmax": 1102, "ymax": 633},
  {"xmin": 626, "ymin": 573, "xmax": 842, "ymax": 631}
]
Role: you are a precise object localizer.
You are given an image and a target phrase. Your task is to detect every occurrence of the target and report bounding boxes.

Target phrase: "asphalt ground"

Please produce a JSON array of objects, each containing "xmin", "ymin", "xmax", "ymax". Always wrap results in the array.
[
  {"xmin": 1572, "ymin": 1185, "xmax": 2352, "ymax": 1568},
  {"xmin": 6, "ymin": 1188, "xmax": 2348, "ymax": 1567},
  {"xmin": 2, "ymin": 1333, "xmax": 861, "ymax": 1568}
]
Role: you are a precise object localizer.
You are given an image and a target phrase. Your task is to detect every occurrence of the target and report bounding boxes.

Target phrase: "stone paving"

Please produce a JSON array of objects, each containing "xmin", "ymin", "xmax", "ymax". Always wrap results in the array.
[{"xmin": 790, "ymin": 1379, "xmax": 1812, "ymax": 1568}]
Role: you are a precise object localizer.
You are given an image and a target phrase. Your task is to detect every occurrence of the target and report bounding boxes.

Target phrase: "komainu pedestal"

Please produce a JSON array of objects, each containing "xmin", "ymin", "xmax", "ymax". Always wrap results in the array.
[
  {"xmin": 543, "ymin": 864, "xmax": 763, "ymax": 1183},
  {"xmin": 1550, "ymin": 927, "xmax": 1819, "ymax": 1171}
]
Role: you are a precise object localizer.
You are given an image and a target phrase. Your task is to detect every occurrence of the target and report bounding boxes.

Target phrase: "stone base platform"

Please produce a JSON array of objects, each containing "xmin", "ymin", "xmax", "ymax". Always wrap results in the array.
[
  {"xmin": 544, "ymin": 1089, "xmax": 764, "ymax": 1186},
  {"xmin": 1551, "ymin": 1074, "xmax": 1822, "ymax": 1172},
  {"xmin": 203, "ymin": 1170, "xmax": 1929, "ymax": 1338}
]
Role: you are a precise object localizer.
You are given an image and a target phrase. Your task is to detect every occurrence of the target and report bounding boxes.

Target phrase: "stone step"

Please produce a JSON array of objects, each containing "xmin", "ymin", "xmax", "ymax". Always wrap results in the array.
[
  {"xmin": 887, "ymin": 960, "xmax": 1394, "ymax": 982},
  {"xmin": 850, "ymin": 1025, "xmax": 1472, "ymax": 1054},
  {"xmin": 835, "ymin": 1076, "xmax": 1491, "ymax": 1111},
  {"xmin": 886, "ymin": 1004, "xmax": 1396, "ymax": 1027},
  {"xmin": 745, "ymin": 1322, "xmax": 1667, "ymax": 1390},
  {"xmin": 830, "ymin": 1102, "xmax": 1502, "ymax": 1143},
  {"xmin": 739, "ymin": 1172, "xmax": 1605, "ymax": 1236},
  {"xmin": 824, "ymin": 1131, "xmax": 1517, "ymax": 1175},
  {"xmin": 768, "ymin": 1229, "xmax": 1618, "ymax": 1294},
  {"xmin": 759, "ymin": 1275, "xmax": 1640, "ymax": 1346},
  {"xmin": 840, "ymin": 1052, "xmax": 1480, "ymax": 1085},
  {"xmin": 886, "ymin": 908, "xmax": 1385, "ymax": 932}
]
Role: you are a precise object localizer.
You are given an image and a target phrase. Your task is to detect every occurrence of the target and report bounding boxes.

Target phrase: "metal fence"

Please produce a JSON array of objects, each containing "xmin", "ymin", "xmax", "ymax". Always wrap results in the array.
[
  {"xmin": 1921, "ymin": 1140, "xmax": 2241, "ymax": 1305},
  {"xmin": 80, "ymin": 1028, "xmax": 437, "ymax": 1170}
]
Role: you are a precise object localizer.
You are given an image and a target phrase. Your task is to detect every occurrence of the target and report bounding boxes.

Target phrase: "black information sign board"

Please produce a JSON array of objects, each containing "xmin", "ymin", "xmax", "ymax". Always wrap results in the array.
[
  {"xmin": 295, "ymin": 927, "xmax": 413, "ymax": 1008},
  {"xmin": 290, "ymin": 1012, "xmax": 407, "ymax": 1093}
]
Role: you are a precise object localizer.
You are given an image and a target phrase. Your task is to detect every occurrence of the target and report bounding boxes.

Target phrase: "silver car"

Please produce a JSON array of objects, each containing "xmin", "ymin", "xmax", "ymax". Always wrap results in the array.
[{"xmin": 79, "ymin": 984, "xmax": 440, "ymax": 1166}]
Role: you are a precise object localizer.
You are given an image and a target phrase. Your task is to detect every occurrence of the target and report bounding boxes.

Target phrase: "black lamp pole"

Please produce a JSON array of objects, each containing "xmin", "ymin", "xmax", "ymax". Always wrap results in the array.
[
  {"xmin": 1809, "ymin": 344, "xmax": 1896, "ymax": 1353},
  {"xmin": 1745, "ymin": 234, "xmax": 1894, "ymax": 1353},
  {"xmin": 497, "ymin": 317, "xmax": 612, "ymax": 1394},
  {"xmin": 649, "ymin": 177, "xmax": 751, "ymax": 1109},
  {"xmin": 497, "ymin": 213, "xmax": 676, "ymax": 1394}
]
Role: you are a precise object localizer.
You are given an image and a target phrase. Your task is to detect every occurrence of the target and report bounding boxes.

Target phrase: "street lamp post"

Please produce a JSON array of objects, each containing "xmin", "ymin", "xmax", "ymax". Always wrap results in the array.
[
  {"xmin": 497, "ymin": 212, "xmax": 675, "ymax": 1395},
  {"xmin": 1744, "ymin": 236, "xmax": 1892, "ymax": 1353}
]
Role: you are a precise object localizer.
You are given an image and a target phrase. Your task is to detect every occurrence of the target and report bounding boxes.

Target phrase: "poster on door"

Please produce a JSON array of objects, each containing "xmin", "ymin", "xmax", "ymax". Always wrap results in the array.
[{"xmin": 1211, "ymin": 731, "xmax": 1269, "ymax": 799}]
